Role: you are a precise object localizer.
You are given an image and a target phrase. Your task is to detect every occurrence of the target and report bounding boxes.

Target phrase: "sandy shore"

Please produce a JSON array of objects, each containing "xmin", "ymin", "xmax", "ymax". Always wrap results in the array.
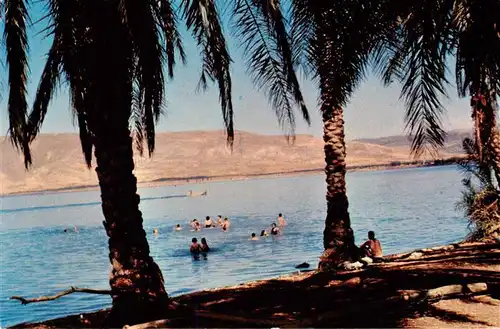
[{"xmin": 10, "ymin": 241, "xmax": 500, "ymax": 328}]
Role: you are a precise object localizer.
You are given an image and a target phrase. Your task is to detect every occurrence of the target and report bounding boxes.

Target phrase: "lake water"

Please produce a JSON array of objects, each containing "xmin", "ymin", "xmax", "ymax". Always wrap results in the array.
[{"xmin": 0, "ymin": 165, "xmax": 469, "ymax": 327}]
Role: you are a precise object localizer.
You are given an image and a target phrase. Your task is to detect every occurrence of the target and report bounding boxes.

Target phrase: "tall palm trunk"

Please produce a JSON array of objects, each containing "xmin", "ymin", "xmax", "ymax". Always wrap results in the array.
[
  {"xmin": 94, "ymin": 129, "xmax": 168, "ymax": 326},
  {"xmin": 320, "ymin": 104, "xmax": 356, "ymax": 269},
  {"xmin": 471, "ymin": 90, "xmax": 500, "ymax": 186}
]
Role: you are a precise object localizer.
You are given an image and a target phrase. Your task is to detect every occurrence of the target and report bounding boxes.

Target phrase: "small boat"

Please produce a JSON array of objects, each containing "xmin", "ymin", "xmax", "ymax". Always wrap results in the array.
[{"xmin": 187, "ymin": 190, "xmax": 208, "ymax": 197}]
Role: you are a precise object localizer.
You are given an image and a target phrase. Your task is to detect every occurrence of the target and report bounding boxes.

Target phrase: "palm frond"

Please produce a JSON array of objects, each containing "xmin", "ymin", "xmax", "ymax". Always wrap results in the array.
[
  {"xmin": 392, "ymin": 0, "xmax": 454, "ymax": 157},
  {"xmin": 289, "ymin": 0, "xmax": 316, "ymax": 78},
  {"xmin": 27, "ymin": 34, "xmax": 63, "ymax": 143},
  {"xmin": 182, "ymin": 0, "xmax": 234, "ymax": 146},
  {"xmin": 4, "ymin": 0, "xmax": 31, "ymax": 167},
  {"xmin": 232, "ymin": 0, "xmax": 309, "ymax": 137},
  {"xmin": 120, "ymin": 0, "xmax": 165, "ymax": 156},
  {"xmin": 454, "ymin": 0, "xmax": 500, "ymax": 98},
  {"xmin": 153, "ymin": 0, "xmax": 186, "ymax": 78}
]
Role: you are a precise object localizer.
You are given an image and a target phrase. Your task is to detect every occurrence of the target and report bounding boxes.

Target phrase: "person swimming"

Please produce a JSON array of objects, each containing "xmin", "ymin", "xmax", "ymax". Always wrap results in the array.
[
  {"xmin": 205, "ymin": 216, "xmax": 214, "ymax": 228},
  {"xmin": 153, "ymin": 228, "xmax": 159, "ymax": 235},
  {"xmin": 260, "ymin": 230, "xmax": 269, "ymax": 237},
  {"xmin": 250, "ymin": 233, "xmax": 259, "ymax": 241},
  {"xmin": 277, "ymin": 213, "xmax": 286, "ymax": 227},
  {"xmin": 190, "ymin": 238, "xmax": 201, "ymax": 254},
  {"xmin": 217, "ymin": 215, "xmax": 223, "ymax": 226},
  {"xmin": 270, "ymin": 223, "xmax": 280, "ymax": 235},
  {"xmin": 200, "ymin": 237, "xmax": 210, "ymax": 252},
  {"xmin": 221, "ymin": 217, "xmax": 231, "ymax": 231},
  {"xmin": 174, "ymin": 224, "xmax": 182, "ymax": 231},
  {"xmin": 191, "ymin": 219, "xmax": 201, "ymax": 231}
]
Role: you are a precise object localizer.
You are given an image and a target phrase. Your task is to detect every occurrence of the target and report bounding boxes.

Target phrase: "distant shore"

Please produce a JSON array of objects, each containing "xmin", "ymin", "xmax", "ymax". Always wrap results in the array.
[{"xmin": 1, "ymin": 158, "xmax": 462, "ymax": 197}]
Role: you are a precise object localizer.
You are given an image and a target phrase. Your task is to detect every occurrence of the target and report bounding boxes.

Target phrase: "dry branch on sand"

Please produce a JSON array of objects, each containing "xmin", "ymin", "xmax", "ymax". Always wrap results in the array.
[{"xmin": 10, "ymin": 287, "xmax": 111, "ymax": 305}]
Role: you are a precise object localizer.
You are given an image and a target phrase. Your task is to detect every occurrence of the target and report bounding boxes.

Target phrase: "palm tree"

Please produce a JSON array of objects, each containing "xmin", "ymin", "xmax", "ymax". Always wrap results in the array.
[
  {"xmin": 375, "ymin": 0, "xmax": 500, "ymax": 182},
  {"xmin": 457, "ymin": 138, "xmax": 500, "ymax": 242},
  {"xmin": 3, "ymin": 0, "xmax": 309, "ymax": 325}
]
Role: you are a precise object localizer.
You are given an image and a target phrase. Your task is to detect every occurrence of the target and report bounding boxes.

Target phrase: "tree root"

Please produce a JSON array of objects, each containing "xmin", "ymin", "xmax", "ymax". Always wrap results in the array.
[{"xmin": 10, "ymin": 287, "xmax": 112, "ymax": 305}]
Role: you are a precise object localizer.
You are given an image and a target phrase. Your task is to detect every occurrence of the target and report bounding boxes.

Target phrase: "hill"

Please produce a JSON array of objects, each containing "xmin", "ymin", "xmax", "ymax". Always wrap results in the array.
[{"xmin": 0, "ymin": 130, "xmax": 468, "ymax": 195}]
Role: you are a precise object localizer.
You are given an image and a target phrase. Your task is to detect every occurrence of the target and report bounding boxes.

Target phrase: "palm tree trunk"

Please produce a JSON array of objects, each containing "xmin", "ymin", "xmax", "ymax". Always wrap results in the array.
[
  {"xmin": 320, "ymin": 105, "xmax": 357, "ymax": 270},
  {"xmin": 93, "ymin": 129, "xmax": 168, "ymax": 326},
  {"xmin": 471, "ymin": 91, "xmax": 500, "ymax": 186}
]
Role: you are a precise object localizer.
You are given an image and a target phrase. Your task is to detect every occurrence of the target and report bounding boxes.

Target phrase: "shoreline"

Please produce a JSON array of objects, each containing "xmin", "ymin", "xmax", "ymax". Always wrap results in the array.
[
  {"xmin": 10, "ymin": 241, "xmax": 500, "ymax": 328},
  {"xmin": 1, "ymin": 160, "xmax": 461, "ymax": 197}
]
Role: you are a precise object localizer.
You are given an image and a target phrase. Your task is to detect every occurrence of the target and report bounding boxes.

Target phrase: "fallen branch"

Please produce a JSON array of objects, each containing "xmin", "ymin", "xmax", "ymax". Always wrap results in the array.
[{"xmin": 10, "ymin": 287, "xmax": 111, "ymax": 305}]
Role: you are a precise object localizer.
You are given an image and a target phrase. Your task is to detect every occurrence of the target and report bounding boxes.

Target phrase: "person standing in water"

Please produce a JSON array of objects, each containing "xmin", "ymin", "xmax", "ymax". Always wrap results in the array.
[
  {"xmin": 249, "ymin": 233, "xmax": 259, "ymax": 241},
  {"xmin": 190, "ymin": 238, "xmax": 201, "ymax": 253},
  {"xmin": 221, "ymin": 217, "xmax": 231, "ymax": 231},
  {"xmin": 277, "ymin": 213, "xmax": 286, "ymax": 227},
  {"xmin": 270, "ymin": 223, "xmax": 280, "ymax": 235},
  {"xmin": 204, "ymin": 216, "xmax": 214, "ymax": 228},
  {"xmin": 260, "ymin": 230, "xmax": 268, "ymax": 237},
  {"xmin": 174, "ymin": 224, "xmax": 182, "ymax": 231},
  {"xmin": 200, "ymin": 238, "xmax": 210, "ymax": 252},
  {"xmin": 217, "ymin": 215, "xmax": 223, "ymax": 227}
]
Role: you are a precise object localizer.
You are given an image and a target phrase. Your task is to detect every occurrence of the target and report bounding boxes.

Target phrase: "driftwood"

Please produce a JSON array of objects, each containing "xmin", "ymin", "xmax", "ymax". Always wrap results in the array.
[
  {"xmin": 10, "ymin": 287, "xmax": 112, "ymax": 305},
  {"xmin": 123, "ymin": 319, "xmax": 176, "ymax": 329}
]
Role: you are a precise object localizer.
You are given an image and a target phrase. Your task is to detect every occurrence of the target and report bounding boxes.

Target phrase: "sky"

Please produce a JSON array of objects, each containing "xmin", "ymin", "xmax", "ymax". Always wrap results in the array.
[{"xmin": 0, "ymin": 2, "xmax": 474, "ymax": 140}]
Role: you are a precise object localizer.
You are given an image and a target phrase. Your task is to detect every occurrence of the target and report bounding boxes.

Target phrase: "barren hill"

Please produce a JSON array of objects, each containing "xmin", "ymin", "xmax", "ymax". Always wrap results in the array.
[{"xmin": 0, "ymin": 130, "xmax": 467, "ymax": 195}]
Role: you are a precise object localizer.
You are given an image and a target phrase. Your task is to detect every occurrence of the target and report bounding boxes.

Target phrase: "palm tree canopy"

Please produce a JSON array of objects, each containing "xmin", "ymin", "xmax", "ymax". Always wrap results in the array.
[{"xmin": 4, "ymin": 0, "xmax": 311, "ymax": 168}]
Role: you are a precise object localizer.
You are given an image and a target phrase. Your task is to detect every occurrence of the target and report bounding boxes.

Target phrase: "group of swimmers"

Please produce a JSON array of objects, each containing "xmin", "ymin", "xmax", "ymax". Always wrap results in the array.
[
  {"xmin": 189, "ymin": 215, "xmax": 231, "ymax": 232},
  {"xmin": 249, "ymin": 213, "xmax": 286, "ymax": 240}
]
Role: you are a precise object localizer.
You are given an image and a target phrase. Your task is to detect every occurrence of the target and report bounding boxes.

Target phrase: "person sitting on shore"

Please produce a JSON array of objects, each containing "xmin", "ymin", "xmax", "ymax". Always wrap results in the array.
[
  {"xmin": 174, "ymin": 224, "xmax": 182, "ymax": 231},
  {"xmin": 249, "ymin": 233, "xmax": 259, "ymax": 241},
  {"xmin": 260, "ymin": 230, "xmax": 269, "ymax": 237},
  {"xmin": 222, "ymin": 217, "xmax": 231, "ymax": 231},
  {"xmin": 270, "ymin": 223, "xmax": 280, "ymax": 235},
  {"xmin": 205, "ymin": 216, "xmax": 214, "ymax": 228},
  {"xmin": 360, "ymin": 231, "xmax": 383, "ymax": 262},
  {"xmin": 200, "ymin": 238, "xmax": 210, "ymax": 252},
  {"xmin": 278, "ymin": 213, "xmax": 286, "ymax": 227},
  {"xmin": 190, "ymin": 238, "xmax": 201, "ymax": 254}
]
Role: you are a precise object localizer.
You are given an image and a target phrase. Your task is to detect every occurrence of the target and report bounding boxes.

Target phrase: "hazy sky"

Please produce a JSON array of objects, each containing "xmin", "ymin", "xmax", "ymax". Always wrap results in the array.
[{"xmin": 0, "ymin": 3, "xmax": 474, "ymax": 140}]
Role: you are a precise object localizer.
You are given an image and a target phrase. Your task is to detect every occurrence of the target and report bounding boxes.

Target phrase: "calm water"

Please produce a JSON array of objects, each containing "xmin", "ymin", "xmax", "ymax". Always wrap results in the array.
[{"xmin": 0, "ymin": 166, "xmax": 468, "ymax": 327}]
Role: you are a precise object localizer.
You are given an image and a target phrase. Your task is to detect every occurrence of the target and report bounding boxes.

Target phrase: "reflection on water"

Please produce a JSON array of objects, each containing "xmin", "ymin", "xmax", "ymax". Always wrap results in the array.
[{"xmin": 0, "ymin": 165, "xmax": 468, "ymax": 327}]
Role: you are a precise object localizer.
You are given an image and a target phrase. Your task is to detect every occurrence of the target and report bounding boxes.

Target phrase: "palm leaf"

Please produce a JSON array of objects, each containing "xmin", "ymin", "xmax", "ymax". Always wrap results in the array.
[
  {"xmin": 27, "ymin": 34, "xmax": 63, "ymax": 143},
  {"xmin": 232, "ymin": 0, "xmax": 308, "ymax": 137},
  {"xmin": 119, "ymin": 0, "xmax": 165, "ymax": 156},
  {"xmin": 385, "ymin": 0, "xmax": 454, "ymax": 157},
  {"xmin": 182, "ymin": 0, "xmax": 234, "ymax": 146},
  {"xmin": 153, "ymin": 0, "xmax": 186, "ymax": 78},
  {"xmin": 4, "ymin": 0, "xmax": 31, "ymax": 167}
]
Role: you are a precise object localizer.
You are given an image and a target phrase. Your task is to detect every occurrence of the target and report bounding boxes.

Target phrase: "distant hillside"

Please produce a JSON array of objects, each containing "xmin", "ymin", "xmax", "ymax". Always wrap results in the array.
[{"xmin": 0, "ymin": 130, "xmax": 467, "ymax": 195}]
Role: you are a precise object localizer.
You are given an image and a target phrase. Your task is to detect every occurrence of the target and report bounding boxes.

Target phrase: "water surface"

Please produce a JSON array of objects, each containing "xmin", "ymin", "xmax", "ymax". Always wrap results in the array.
[{"xmin": 0, "ymin": 165, "xmax": 468, "ymax": 327}]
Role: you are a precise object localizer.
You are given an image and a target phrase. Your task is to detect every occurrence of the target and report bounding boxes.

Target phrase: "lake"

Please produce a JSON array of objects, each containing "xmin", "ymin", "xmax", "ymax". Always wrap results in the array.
[{"xmin": 0, "ymin": 165, "xmax": 469, "ymax": 327}]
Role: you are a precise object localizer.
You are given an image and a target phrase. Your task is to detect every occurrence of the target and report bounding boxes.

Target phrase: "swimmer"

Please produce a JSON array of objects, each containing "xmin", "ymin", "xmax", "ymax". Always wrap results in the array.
[
  {"xmin": 153, "ymin": 228, "xmax": 159, "ymax": 235},
  {"xmin": 174, "ymin": 224, "xmax": 182, "ymax": 231},
  {"xmin": 217, "ymin": 215, "xmax": 223, "ymax": 226},
  {"xmin": 260, "ymin": 230, "xmax": 269, "ymax": 237},
  {"xmin": 190, "ymin": 238, "xmax": 201, "ymax": 253},
  {"xmin": 204, "ymin": 216, "xmax": 214, "ymax": 228},
  {"xmin": 73, "ymin": 225, "xmax": 79, "ymax": 233},
  {"xmin": 249, "ymin": 233, "xmax": 259, "ymax": 241},
  {"xmin": 221, "ymin": 217, "xmax": 231, "ymax": 231},
  {"xmin": 63, "ymin": 229, "xmax": 68, "ymax": 233},
  {"xmin": 277, "ymin": 213, "xmax": 286, "ymax": 227},
  {"xmin": 191, "ymin": 219, "xmax": 201, "ymax": 231},
  {"xmin": 270, "ymin": 223, "xmax": 280, "ymax": 235},
  {"xmin": 200, "ymin": 237, "xmax": 210, "ymax": 252}
]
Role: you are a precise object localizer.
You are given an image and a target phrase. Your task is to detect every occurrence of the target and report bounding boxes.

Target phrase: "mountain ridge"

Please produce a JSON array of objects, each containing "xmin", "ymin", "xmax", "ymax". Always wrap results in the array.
[{"xmin": 0, "ymin": 129, "xmax": 469, "ymax": 195}]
